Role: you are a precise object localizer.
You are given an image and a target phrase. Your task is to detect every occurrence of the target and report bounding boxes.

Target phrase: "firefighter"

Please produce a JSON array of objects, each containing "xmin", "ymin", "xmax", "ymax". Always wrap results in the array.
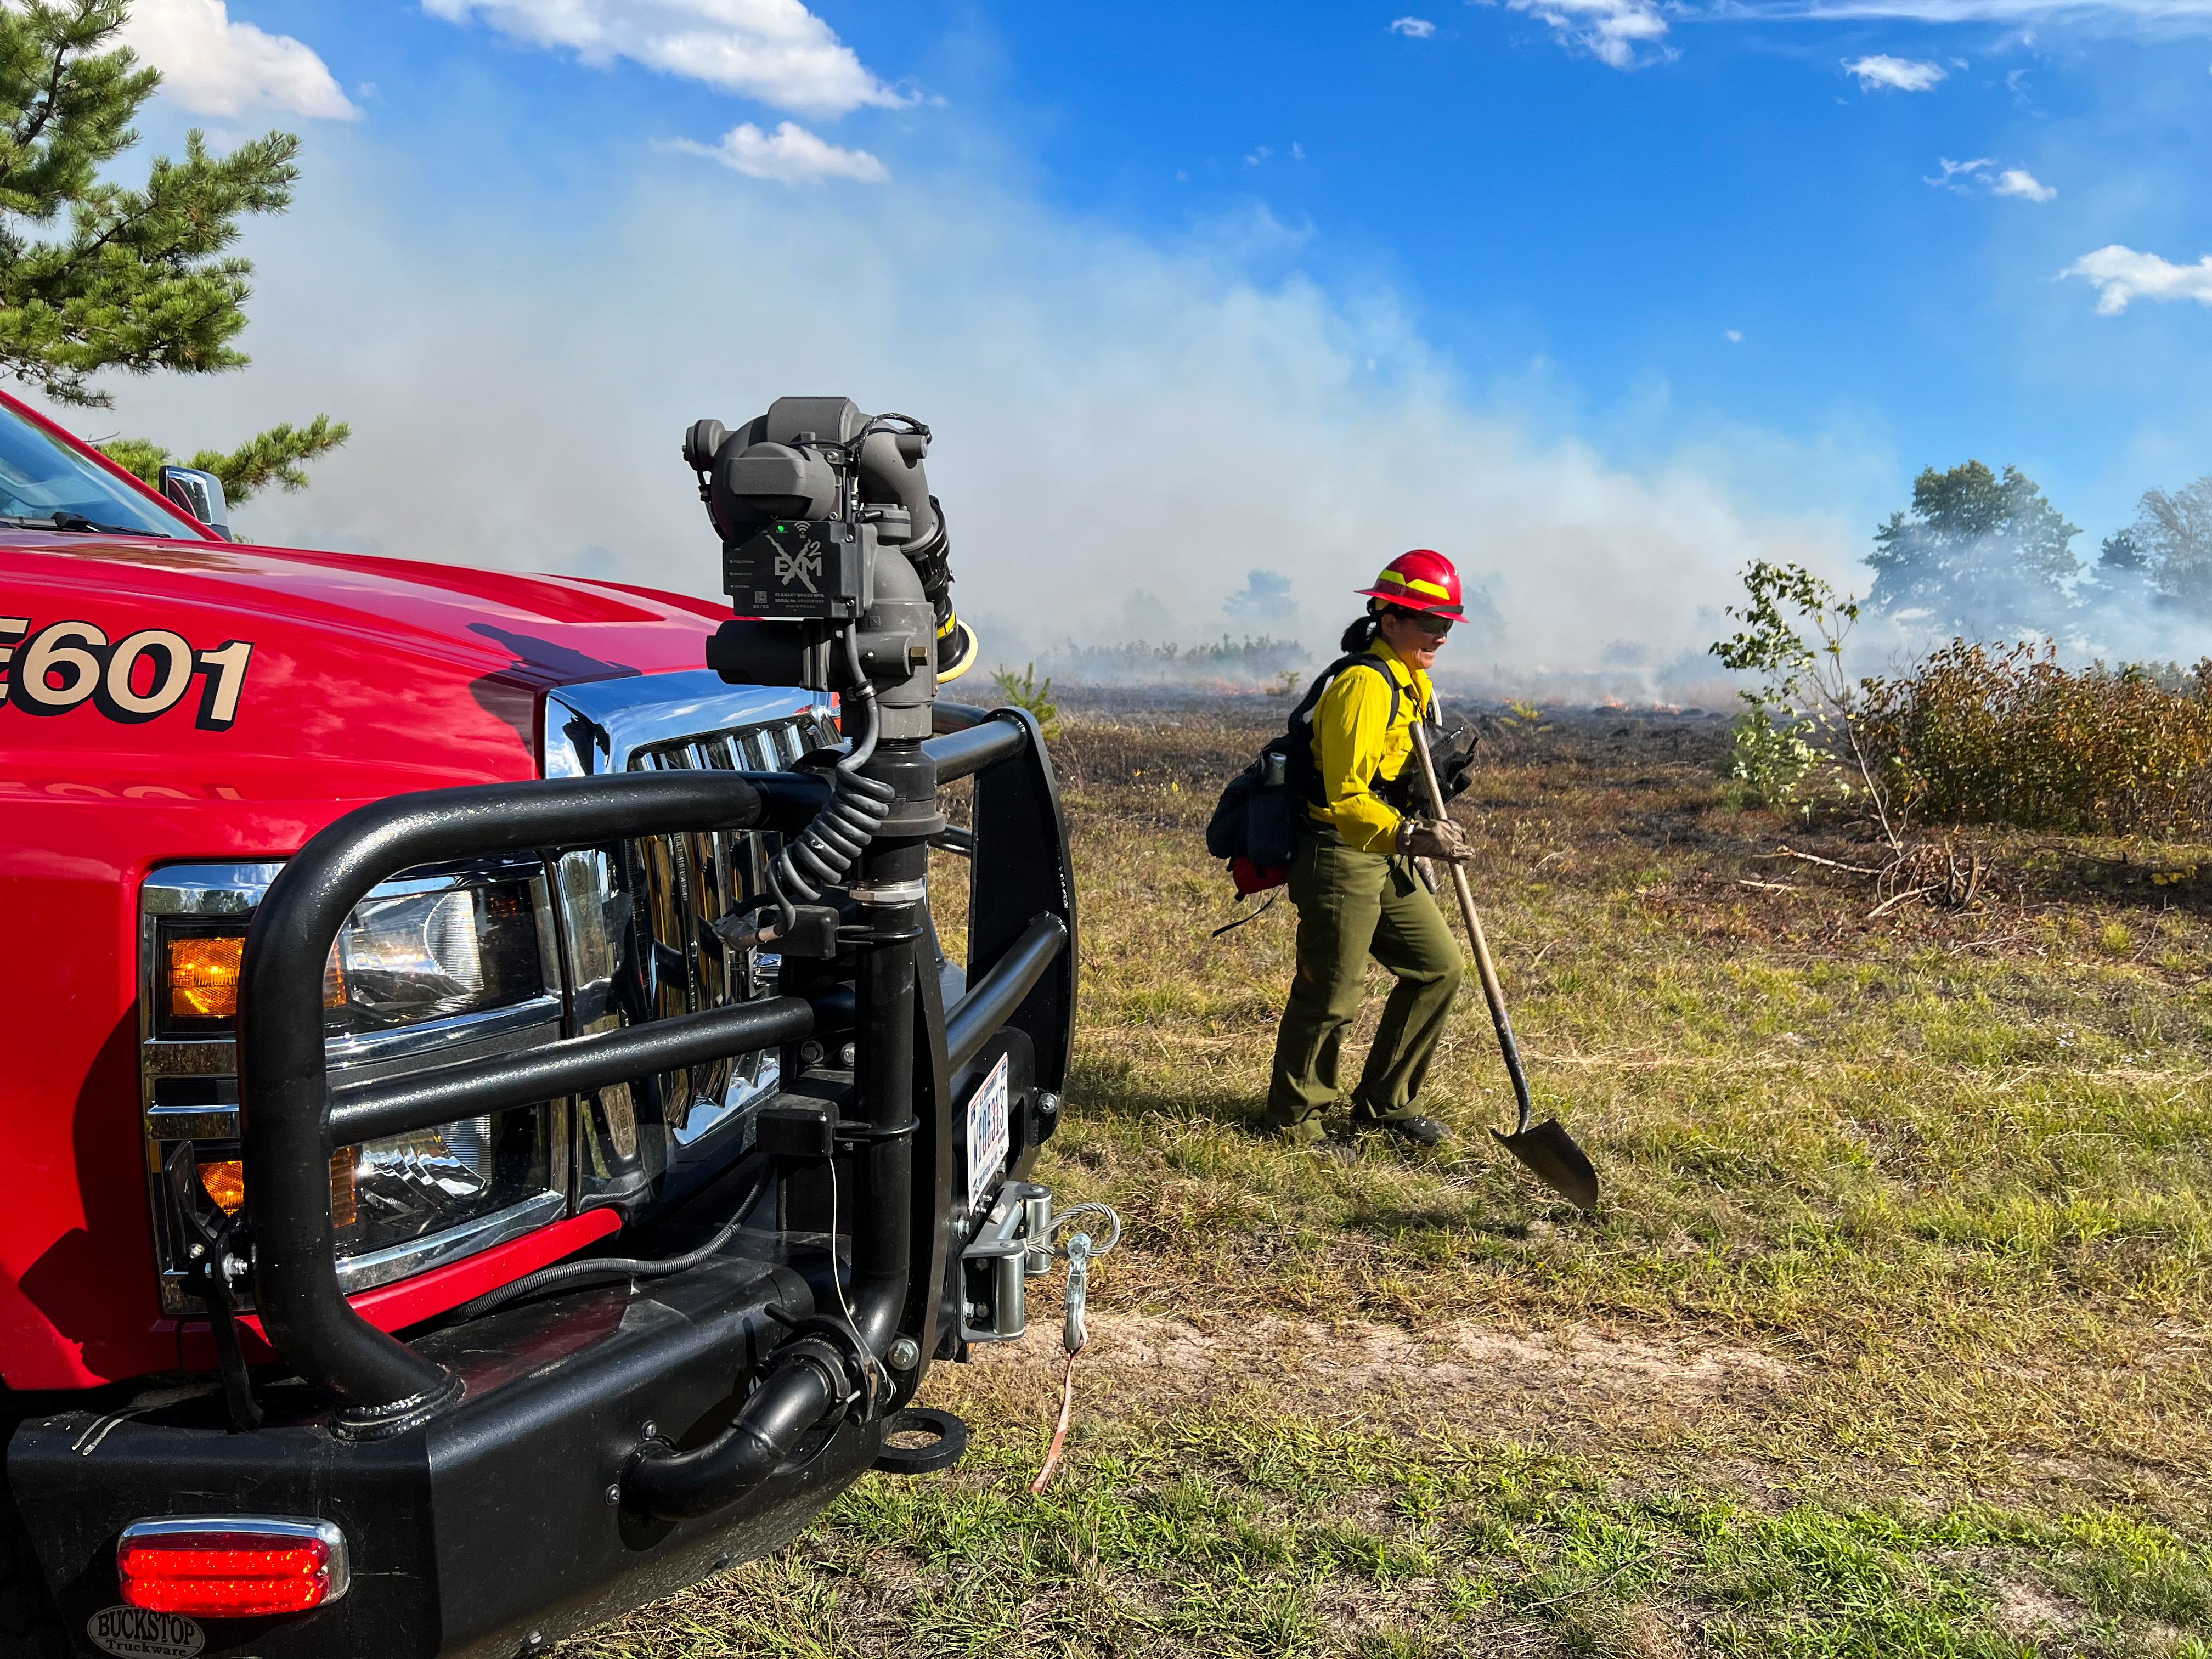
[{"xmin": 1263, "ymin": 549, "xmax": 1472, "ymax": 1154}]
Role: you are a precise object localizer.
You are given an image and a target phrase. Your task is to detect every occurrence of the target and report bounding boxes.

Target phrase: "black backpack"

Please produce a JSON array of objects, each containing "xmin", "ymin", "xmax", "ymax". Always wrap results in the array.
[{"xmin": 1206, "ymin": 653, "xmax": 1401, "ymax": 895}]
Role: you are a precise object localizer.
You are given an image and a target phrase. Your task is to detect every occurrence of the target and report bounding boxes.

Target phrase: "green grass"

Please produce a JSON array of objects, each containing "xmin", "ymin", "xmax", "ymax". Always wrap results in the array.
[
  {"xmin": 560, "ymin": 707, "xmax": 2212, "ymax": 1657},
  {"xmin": 571, "ymin": 1404, "xmax": 2212, "ymax": 1657}
]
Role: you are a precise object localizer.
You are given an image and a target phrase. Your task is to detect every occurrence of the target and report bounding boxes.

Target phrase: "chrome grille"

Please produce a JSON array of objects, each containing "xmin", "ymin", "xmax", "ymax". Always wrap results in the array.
[{"xmin": 620, "ymin": 710, "xmax": 836, "ymax": 1146}]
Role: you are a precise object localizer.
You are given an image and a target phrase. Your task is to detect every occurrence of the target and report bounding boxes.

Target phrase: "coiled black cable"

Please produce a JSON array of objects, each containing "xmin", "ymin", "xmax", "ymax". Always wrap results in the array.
[{"xmin": 763, "ymin": 628, "xmax": 895, "ymax": 927}]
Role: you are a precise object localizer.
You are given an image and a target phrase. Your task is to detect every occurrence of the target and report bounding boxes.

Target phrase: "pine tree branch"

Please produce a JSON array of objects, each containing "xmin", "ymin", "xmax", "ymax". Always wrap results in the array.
[
  {"xmin": 0, "ymin": 9, "xmax": 292, "ymax": 405},
  {"xmin": 100, "ymin": 416, "xmax": 351, "ymax": 509},
  {"xmin": 13, "ymin": 22, "xmax": 73, "ymax": 156},
  {"xmin": 188, "ymin": 416, "xmax": 350, "ymax": 506},
  {"xmin": 0, "ymin": 7, "xmax": 332, "ymax": 461}
]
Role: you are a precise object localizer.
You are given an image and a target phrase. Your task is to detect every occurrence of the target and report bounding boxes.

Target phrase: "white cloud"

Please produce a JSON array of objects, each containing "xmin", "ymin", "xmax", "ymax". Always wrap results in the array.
[
  {"xmin": 423, "ymin": 0, "xmax": 906, "ymax": 116},
  {"xmin": 2063, "ymin": 245, "xmax": 2212, "ymax": 314},
  {"xmin": 1291, "ymin": 142, "xmax": 1307, "ymax": 161},
  {"xmin": 1725, "ymin": 329, "xmax": 1743, "ymax": 342},
  {"xmin": 1509, "ymin": 0, "xmax": 1673, "ymax": 67},
  {"xmin": 670, "ymin": 121, "xmax": 887, "ymax": 183},
  {"xmin": 1928, "ymin": 157, "xmax": 2057, "ymax": 200},
  {"xmin": 1390, "ymin": 16, "xmax": 1440, "ymax": 35},
  {"xmin": 121, "ymin": 0, "xmax": 354, "ymax": 119},
  {"xmin": 1928, "ymin": 156, "xmax": 1991, "ymax": 188},
  {"xmin": 1991, "ymin": 166, "xmax": 2055, "ymax": 200},
  {"xmin": 1843, "ymin": 54, "xmax": 1946, "ymax": 90}
]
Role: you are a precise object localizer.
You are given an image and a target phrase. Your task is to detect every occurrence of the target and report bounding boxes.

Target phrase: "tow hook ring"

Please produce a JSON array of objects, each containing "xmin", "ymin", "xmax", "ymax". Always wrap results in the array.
[{"xmin": 871, "ymin": 1407, "xmax": 970, "ymax": 1475}]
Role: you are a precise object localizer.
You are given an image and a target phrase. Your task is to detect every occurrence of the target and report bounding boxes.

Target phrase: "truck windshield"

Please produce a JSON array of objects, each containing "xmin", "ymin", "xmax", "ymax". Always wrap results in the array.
[{"xmin": 0, "ymin": 403, "xmax": 181, "ymax": 537}]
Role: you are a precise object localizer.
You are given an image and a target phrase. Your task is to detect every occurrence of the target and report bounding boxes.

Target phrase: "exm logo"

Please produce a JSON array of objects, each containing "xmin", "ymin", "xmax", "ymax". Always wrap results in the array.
[{"xmin": 772, "ymin": 523, "xmax": 822, "ymax": 595}]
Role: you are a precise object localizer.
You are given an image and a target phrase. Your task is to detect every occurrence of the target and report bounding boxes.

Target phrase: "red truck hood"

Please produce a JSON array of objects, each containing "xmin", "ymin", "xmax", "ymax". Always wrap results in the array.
[
  {"xmin": 0, "ymin": 534, "xmax": 730, "ymax": 1386},
  {"xmin": 2, "ymin": 535, "xmax": 724, "ymax": 814}
]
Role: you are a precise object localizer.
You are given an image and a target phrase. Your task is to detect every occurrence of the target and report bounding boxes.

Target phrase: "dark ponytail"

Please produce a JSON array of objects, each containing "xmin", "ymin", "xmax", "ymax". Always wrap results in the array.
[{"xmin": 1339, "ymin": 608, "xmax": 1381, "ymax": 654}]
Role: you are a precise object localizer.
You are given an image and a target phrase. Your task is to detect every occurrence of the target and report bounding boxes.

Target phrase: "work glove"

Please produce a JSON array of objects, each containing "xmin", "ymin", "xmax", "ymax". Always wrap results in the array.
[
  {"xmin": 1396, "ymin": 815, "xmax": 1474, "ymax": 864},
  {"xmin": 1431, "ymin": 717, "xmax": 1479, "ymax": 803},
  {"xmin": 1379, "ymin": 717, "xmax": 1480, "ymax": 812}
]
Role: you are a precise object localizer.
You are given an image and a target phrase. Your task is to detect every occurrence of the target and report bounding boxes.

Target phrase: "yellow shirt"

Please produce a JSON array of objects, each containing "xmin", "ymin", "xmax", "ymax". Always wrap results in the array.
[{"xmin": 1306, "ymin": 639, "xmax": 1433, "ymax": 853}]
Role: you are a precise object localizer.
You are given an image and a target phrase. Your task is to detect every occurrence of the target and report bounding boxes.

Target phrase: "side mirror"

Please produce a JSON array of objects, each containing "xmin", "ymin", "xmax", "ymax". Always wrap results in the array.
[{"xmin": 159, "ymin": 465, "xmax": 231, "ymax": 541}]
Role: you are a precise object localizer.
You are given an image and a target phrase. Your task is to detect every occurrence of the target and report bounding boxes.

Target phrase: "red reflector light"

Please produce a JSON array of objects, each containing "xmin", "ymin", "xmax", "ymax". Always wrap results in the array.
[{"xmin": 117, "ymin": 1518, "xmax": 349, "ymax": 1617}]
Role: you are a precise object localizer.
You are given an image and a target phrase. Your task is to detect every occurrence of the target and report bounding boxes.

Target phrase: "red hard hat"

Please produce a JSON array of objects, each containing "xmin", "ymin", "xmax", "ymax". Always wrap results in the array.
[{"xmin": 1357, "ymin": 549, "xmax": 1463, "ymax": 619}]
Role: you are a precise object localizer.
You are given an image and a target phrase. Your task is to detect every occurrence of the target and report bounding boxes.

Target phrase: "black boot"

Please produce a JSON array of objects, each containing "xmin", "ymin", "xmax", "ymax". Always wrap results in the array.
[{"xmin": 1352, "ymin": 1109, "xmax": 1448, "ymax": 1147}]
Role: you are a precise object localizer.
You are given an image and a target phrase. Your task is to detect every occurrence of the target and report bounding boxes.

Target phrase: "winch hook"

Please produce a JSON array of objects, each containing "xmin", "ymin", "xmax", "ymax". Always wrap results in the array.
[{"xmin": 1061, "ymin": 1233, "xmax": 1091, "ymax": 1356}]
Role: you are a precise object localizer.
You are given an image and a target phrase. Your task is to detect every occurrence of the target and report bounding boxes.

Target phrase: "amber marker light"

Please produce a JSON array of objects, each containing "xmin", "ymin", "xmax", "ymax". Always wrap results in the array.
[
  {"xmin": 116, "ymin": 1517, "xmax": 351, "ymax": 1617},
  {"xmin": 167, "ymin": 933, "xmax": 244, "ymax": 1022},
  {"xmin": 196, "ymin": 1159, "xmax": 245, "ymax": 1217}
]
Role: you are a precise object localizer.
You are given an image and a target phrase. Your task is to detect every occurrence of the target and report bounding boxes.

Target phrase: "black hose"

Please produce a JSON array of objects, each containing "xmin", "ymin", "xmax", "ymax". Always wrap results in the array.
[
  {"xmin": 454, "ymin": 1164, "xmax": 775, "ymax": 1321},
  {"xmin": 624, "ymin": 1345, "xmax": 844, "ymax": 1519},
  {"xmin": 764, "ymin": 629, "xmax": 894, "ymax": 918}
]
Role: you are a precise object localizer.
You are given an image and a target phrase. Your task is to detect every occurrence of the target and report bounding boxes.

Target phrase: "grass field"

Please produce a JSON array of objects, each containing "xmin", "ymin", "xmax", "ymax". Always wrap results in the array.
[{"xmin": 565, "ymin": 695, "xmax": 2212, "ymax": 1658}]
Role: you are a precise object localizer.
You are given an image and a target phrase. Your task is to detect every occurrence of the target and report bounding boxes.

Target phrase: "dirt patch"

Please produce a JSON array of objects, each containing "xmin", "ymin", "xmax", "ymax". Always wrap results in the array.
[
  {"xmin": 924, "ymin": 1312, "xmax": 1798, "ymax": 1449},
  {"xmin": 1990, "ymin": 1577, "xmax": 2084, "ymax": 1638}
]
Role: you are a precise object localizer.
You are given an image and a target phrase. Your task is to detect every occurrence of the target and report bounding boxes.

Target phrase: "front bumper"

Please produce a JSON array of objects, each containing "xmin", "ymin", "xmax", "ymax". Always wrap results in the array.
[{"xmin": 13, "ymin": 1228, "xmax": 867, "ymax": 1659}]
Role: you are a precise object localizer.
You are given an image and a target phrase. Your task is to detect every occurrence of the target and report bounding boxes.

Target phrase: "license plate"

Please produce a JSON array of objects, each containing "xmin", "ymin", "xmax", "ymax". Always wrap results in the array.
[{"xmin": 966, "ymin": 1053, "xmax": 1011, "ymax": 1213}]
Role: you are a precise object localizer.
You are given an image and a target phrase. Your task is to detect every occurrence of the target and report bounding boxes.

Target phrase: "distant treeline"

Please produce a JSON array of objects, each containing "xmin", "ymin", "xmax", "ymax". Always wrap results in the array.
[{"xmin": 1036, "ymin": 635, "xmax": 1311, "ymax": 686}]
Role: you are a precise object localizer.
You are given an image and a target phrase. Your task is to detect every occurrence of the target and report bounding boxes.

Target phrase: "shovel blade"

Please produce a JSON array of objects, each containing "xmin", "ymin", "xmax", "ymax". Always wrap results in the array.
[{"xmin": 1492, "ymin": 1119, "xmax": 1600, "ymax": 1216}]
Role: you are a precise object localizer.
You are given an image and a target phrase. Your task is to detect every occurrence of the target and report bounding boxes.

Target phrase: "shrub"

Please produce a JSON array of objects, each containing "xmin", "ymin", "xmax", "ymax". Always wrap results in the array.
[
  {"xmin": 1856, "ymin": 642, "xmax": 2212, "ymax": 834},
  {"xmin": 1723, "ymin": 708, "xmax": 1821, "ymax": 811}
]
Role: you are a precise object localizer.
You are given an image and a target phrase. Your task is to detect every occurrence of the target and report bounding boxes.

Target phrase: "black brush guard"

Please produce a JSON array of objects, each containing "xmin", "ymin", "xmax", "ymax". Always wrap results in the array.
[{"xmin": 8, "ymin": 703, "xmax": 1075, "ymax": 1659}]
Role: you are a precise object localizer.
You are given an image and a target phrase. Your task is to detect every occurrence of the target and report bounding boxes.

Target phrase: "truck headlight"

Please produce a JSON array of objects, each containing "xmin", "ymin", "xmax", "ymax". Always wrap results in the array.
[
  {"xmin": 146, "ymin": 861, "xmax": 566, "ymax": 1305},
  {"xmin": 324, "ymin": 878, "xmax": 546, "ymax": 1035},
  {"xmin": 331, "ymin": 1108, "xmax": 557, "ymax": 1260}
]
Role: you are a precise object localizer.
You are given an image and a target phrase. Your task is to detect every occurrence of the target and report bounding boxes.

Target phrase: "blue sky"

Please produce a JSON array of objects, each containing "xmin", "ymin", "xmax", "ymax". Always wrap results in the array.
[{"xmin": 83, "ymin": 1, "xmax": 2212, "ymax": 685}]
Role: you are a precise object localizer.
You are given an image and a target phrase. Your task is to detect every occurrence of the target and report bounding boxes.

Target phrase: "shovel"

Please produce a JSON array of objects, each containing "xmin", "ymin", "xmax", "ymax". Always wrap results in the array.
[{"xmin": 1410, "ymin": 723, "xmax": 1600, "ymax": 1216}]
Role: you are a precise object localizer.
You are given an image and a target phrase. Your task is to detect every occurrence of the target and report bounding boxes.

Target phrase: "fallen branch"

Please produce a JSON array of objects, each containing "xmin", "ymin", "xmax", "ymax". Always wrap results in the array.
[
  {"xmin": 1765, "ymin": 844, "xmax": 1884, "ymax": 876},
  {"xmin": 1764, "ymin": 840, "xmax": 1998, "ymax": 917},
  {"xmin": 1736, "ymin": 878, "xmax": 1798, "ymax": 892},
  {"xmin": 1865, "ymin": 885, "xmax": 1936, "ymax": 919}
]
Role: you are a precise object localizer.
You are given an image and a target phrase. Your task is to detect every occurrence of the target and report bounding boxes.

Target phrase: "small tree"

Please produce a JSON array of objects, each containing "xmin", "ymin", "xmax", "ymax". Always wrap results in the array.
[
  {"xmin": 0, "ymin": 1, "xmax": 347, "ymax": 505},
  {"xmin": 988, "ymin": 662, "xmax": 1059, "ymax": 740},
  {"xmin": 2079, "ymin": 527, "xmax": 2153, "ymax": 625},
  {"xmin": 1709, "ymin": 560, "xmax": 1904, "ymax": 850},
  {"xmin": 2100, "ymin": 529, "xmax": 2147, "ymax": 573},
  {"xmin": 1865, "ymin": 461, "xmax": 2080, "ymax": 641}
]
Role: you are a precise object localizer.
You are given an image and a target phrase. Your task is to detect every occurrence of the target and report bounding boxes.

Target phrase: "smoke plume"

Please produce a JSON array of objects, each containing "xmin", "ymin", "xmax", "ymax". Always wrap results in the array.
[{"xmin": 80, "ymin": 143, "xmax": 1872, "ymax": 706}]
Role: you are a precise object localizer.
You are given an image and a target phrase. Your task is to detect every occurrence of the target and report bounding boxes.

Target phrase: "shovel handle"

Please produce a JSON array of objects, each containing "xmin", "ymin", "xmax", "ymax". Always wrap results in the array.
[{"xmin": 1410, "ymin": 722, "xmax": 1534, "ymax": 1136}]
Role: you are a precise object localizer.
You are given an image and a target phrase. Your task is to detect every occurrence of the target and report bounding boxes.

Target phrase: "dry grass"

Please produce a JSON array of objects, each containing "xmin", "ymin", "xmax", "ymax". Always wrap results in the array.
[{"xmin": 561, "ymin": 696, "xmax": 2212, "ymax": 1658}]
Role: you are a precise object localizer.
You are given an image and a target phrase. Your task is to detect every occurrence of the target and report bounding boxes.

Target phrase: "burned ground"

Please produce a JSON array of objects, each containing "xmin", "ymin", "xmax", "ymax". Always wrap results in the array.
[{"xmin": 565, "ymin": 693, "xmax": 2212, "ymax": 1658}]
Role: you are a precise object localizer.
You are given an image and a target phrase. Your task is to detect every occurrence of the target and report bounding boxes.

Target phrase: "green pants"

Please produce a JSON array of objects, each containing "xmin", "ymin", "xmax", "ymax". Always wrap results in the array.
[{"xmin": 1264, "ymin": 827, "xmax": 1464, "ymax": 1142}]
